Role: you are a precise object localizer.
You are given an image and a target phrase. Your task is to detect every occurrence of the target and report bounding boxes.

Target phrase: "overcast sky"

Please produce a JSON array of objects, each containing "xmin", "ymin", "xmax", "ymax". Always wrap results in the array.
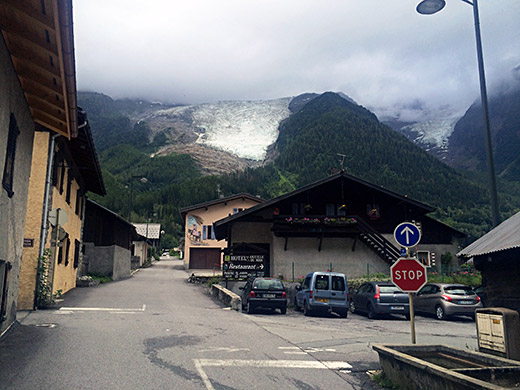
[{"xmin": 73, "ymin": 0, "xmax": 520, "ymax": 120}]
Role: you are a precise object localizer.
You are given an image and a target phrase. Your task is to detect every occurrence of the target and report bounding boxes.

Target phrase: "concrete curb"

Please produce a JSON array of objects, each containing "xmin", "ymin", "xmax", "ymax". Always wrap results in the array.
[{"xmin": 210, "ymin": 284, "xmax": 242, "ymax": 311}]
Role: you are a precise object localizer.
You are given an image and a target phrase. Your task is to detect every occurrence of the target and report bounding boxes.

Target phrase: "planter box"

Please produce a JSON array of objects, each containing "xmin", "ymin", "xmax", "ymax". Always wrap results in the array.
[{"xmin": 373, "ymin": 344, "xmax": 520, "ymax": 390}]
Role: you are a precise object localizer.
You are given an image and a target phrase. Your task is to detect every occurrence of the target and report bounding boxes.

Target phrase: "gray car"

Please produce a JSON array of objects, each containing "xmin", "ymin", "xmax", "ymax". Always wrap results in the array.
[
  {"xmin": 413, "ymin": 283, "xmax": 482, "ymax": 320},
  {"xmin": 349, "ymin": 281, "xmax": 410, "ymax": 319}
]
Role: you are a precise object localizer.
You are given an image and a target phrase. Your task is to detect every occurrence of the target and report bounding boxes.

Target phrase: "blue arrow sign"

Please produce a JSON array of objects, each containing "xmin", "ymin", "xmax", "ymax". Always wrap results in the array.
[{"xmin": 394, "ymin": 222, "xmax": 421, "ymax": 248}]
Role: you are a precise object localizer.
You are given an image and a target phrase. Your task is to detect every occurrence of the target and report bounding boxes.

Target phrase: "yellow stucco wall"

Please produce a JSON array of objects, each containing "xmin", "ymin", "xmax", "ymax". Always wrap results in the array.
[
  {"xmin": 18, "ymin": 132, "xmax": 49, "ymax": 310},
  {"xmin": 184, "ymin": 197, "xmax": 262, "ymax": 268},
  {"xmin": 18, "ymin": 134, "xmax": 84, "ymax": 309}
]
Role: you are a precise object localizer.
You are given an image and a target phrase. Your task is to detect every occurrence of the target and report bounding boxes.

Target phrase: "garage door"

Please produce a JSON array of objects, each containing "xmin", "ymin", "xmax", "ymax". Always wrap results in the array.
[{"xmin": 190, "ymin": 248, "xmax": 221, "ymax": 269}]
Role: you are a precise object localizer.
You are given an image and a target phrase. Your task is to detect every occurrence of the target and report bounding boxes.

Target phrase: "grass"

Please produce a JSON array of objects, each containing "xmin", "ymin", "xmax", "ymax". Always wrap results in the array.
[
  {"xmin": 87, "ymin": 273, "xmax": 113, "ymax": 284},
  {"xmin": 368, "ymin": 370, "xmax": 400, "ymax": 389}
]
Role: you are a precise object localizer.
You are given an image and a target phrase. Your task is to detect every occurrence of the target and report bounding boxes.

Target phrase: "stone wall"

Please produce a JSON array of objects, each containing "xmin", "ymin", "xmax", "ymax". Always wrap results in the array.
[{"xmin": 84, "ymin": 243, "xmax": 131, "ymax": 281}]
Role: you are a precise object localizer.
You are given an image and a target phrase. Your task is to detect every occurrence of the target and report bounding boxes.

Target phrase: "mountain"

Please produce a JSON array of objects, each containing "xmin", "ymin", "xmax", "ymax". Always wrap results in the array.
[{"xmin": 79, "ymin": 91, "xmax": 520, "ymax": 247}]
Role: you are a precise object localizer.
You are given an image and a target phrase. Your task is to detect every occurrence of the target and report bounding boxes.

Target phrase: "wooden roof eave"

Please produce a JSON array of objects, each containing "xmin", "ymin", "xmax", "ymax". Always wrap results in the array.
[{"xmin": 0, "ymin": 0, "xmax": 77, "ymax": 139}]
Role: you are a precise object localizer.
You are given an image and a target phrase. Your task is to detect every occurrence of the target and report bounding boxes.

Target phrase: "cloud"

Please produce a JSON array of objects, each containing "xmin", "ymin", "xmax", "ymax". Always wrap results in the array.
[{"xmin": 73, "ymin": 0, "xmax": 520, "ymax": 118}]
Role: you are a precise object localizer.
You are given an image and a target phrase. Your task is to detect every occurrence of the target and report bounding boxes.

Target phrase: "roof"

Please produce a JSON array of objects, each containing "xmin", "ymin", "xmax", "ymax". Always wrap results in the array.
[
  {"xmin": 68, "ymin": 109, "xmax": 105, "ymax": 195},
  {"xmin": 458, "ymin": 211, "xmax": 520, "ymax": 258},
  {"xmin": 133, "ymin": 223, "xmax": 162, "ymax": 239},
  {"xmin": 1, "ymin": 0, "xmax": 78, "ymax": 139},
  {"xmin": 214, "ymin": 171, "xmax": 434, "ymax": 239},
  {"xmin": 179, "ymin": 193, "xmax": 264, "ymax": 220},
  {"xmin": 86, "ymin": 199, "xmax": 139, "ymax": 240}
]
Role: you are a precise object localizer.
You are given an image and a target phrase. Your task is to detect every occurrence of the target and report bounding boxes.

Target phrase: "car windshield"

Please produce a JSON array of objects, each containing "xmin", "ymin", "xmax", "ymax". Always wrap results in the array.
[
  {"xmin": 253, "ymin": 279, "xmax": 284, "ymax": 290},
  {"xmin": 444, "ymin": 286, "xmax": 475, "ymax": 296},
  {"xmin": 379, "ymin": 286, "xmax": 405, "ymax": 294}
]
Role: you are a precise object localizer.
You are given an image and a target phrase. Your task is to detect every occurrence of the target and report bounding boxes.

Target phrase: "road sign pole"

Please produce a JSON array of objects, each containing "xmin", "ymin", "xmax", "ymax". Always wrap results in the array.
[{"xmin": 409, "ymin": 292, "xmax": 416, "ymax": 344}]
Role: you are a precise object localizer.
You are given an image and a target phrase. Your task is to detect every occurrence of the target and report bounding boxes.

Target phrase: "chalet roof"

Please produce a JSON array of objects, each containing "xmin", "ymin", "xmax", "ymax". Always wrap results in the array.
[
  {"xmin": 214, "ymin": 171, "xmax": 435, "ymax": 239},
  {"xmin": 86, "ymin": 199, "xmax": 138, "ymax": 239},
  {"xmin": 68, "ymin": 109, "xmax": 105, "ymax": 195},
  {"xmin": 179, "ymin": 193, "xmax": 264, "ymax": 221},
  {"xmin": 133, "ymin": 223, "xmax": 162, "ymax": 240},
  {"xmin": 458, "ymin": 211, "xmax": 520, "ymax": 258},
  {"xmin": 0, "ymin": 0, "xmax": 78, "ymax": 139}
]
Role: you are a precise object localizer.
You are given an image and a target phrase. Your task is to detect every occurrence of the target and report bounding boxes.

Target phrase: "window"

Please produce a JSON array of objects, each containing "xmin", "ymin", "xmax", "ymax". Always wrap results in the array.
[
  {"xmin": 65, "ymin": 170, "xmax": 72, "ymax": 204},
  {"xmin": 202, "ymin": 225, "xmax": 216, "ymax": 240},
  {"xmin": 332, "ymin": 276, "xmax": 345, "ymax": 291},
  {"xmin": 302, "ymin": 276, "xmax": 311, "ymax": 290},
  {"xmin": 75, "ymin": 189, "xmax": 83, "ymax": 215},
  {"xmin": 315, "ymin": 275, "xmax": 329, "ymax": 290},
  {"xmin": 52, "ymin": 153, "xmax": 60, "ymax": 187},
  {"xmin": 2, "ymin": 114, "xmax": 20, "ymax": 197},
  {"xmin": 0, "ymin": 260, "xmax": 12, "ymax": 322},
  {"xmin": 73, "ymin": 240, "xmax": 80, "ymax": 269},
  {"xmin": 326, "ymin": 203, "xmax": 335, "ymax": 216},
  {"xmin": 65, "ymin": 237, "xmax": 71, "ymax": 266},
  {"xmin": 417, "ymin": 251, "xmax": 431, "ymax": 267},
  {"xmin": 59, "ymin": 161, "xmax": 65, "ymax": 194}
]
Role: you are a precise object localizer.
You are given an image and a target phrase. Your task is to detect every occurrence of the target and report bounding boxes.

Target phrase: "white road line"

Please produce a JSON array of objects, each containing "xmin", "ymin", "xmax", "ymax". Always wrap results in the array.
[
  {"xmin": 59, "ymin": 304, "xmax": 146, "ymax": 312},
  {"xmin": 196, "ymin": 359, "xmax": 352, "ymax": 370},
  {"xmin": 284, "ymin": 351, "xmax": 308, "ymax": 355},
  {"xmin": 193, "ymin": 359, "xmax": 215, "ymax": 390}
]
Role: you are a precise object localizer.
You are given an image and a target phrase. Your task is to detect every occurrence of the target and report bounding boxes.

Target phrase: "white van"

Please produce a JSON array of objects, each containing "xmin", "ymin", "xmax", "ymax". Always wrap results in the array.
[{"xmin": 294, "ymin": 271, "xmax": 349, "ymax": 318}]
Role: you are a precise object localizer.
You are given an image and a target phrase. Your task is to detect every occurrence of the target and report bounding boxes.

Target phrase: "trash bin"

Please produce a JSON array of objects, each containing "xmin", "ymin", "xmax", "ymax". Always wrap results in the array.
[{"xmin": 476, "ymin": 307, "xmax": 520, "ymax": 361}]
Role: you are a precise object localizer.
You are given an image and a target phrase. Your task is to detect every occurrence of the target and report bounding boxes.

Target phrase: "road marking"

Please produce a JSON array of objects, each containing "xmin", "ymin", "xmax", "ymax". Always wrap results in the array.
[
  {"xmin": 193, "ymin": 358, "xmax": 352, "ymax": 390},
  {"xmin": 58, "ymin": 304, "xmax": 146, "ymax": 313},
  {"xmin": 199, "ymin": 347, "xmax": 250, "ymax": 353},
  {"xmin": 278, "ymin": 346, "xmax": 337, "ymax": 354}
]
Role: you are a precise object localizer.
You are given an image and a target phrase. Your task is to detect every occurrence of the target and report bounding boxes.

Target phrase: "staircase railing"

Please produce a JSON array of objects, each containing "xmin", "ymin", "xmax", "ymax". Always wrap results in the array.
[{"xmin": 355, "ymin": 218, "xmax": 400, "ymax": 264}]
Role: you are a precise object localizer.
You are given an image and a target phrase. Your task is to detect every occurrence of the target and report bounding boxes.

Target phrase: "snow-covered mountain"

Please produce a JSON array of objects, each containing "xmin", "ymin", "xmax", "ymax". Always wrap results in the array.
[
  {"xmin": 385, "ymin": 116, "xmax": 461, "ymax": 160},
  {"xmin": 143, "ymin": 98, "xmax": 291, "ymax": 161}
]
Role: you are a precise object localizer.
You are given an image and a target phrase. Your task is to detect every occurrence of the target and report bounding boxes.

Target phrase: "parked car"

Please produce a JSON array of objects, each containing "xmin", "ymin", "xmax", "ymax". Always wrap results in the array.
[
  {"xmin": 294, "ymin": 272, "xmax": 349, "ymax": 318},
  {"xmin": 350, "ymin": 281, "xmax": 410, "ymax": 319},
  {"xmin": 239, "ymin": 277, "xmax": 287, "ymax": 314},
  {"xmin": 413, "ymin": 283, "xmax": 482, "ymax": 320}
]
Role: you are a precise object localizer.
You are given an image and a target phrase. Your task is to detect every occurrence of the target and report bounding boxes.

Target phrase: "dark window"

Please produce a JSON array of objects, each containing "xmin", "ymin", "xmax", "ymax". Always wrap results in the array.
[
  {"xmin": 65, "ymin": 170, "xmax": 72, "ymax": 204},
  {"xmin": 65, "ymin": 237, "xmax": 71, "ymax": 266},
  {"xmin": 302, "ymin": 276, "xmax": 311, "ymax": 290},
  {"xmin": 0, "ymin": 260, "xmax": 12, "ymax": 322},
  {"xmin": 59, "ymin": 161, "xmax": 65, "ymax": 194},
  {"xmin": 2, "ymin": 114, "xmax": 20, "ymax": 197},
  {"xmin": 52, "ymin": 153, "xmax": 60, "ymax": 187},
  {"xmin": 315, "ymin": 275, "xmax": 329, "ymax": 290},
  {"xmin": 332, "ymin": 276, "xmax": 345, "ymax": 291},
  {"xmin": 326, "ymin": 203, "xmax": 335, "ymax": 216},
  {"xmin": 75, "ymin": 189, "xmax": 82, "ymax": 215},
  {"xmin": 73, "ymin": 240, "xmax": 80, "ymax": 268},
  {"xmin": 58, "ymin": 244, "xmax": 63, "ymax": 264}
]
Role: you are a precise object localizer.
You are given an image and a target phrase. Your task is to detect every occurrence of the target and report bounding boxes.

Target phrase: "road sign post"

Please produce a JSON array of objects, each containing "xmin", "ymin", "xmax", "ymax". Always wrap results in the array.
[{"xmin": 391, "ymin": 257, "xmax": 427, "ymax": 344}]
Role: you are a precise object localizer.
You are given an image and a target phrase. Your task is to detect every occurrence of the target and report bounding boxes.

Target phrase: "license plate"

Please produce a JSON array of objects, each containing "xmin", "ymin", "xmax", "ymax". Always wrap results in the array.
[
  {"xmin": 263, "ymin": 294, "xmax": 275, "ymax": 298},
  {"xmin": 316, "ymin": 298, "xmax": 329, "ymax": 303},
  {"xmin": 459, "ymin": 300, "xmax": 473, "ymax": 305},
  {"xmin": 390, "ymin": 306, "xmax": 404, "ymax": 310}
]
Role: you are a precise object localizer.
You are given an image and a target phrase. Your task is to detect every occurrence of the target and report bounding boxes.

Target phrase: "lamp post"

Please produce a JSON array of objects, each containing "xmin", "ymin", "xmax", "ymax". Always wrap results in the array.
[{"xmin": 417, "ymin": 0, "xmax": 500, "ymax": 227}]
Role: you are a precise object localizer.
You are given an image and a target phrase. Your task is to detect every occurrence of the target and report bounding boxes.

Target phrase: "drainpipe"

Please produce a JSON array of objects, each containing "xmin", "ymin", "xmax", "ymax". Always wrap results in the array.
[{"xmin": 33, "ymin": 132, "xmax": 61, "ymax": 309}]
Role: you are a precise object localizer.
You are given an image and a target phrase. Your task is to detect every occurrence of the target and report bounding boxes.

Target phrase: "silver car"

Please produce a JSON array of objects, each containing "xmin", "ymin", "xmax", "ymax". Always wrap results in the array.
[{"xmin": 413, "ymin": 283, "xmax": 483, "ymax": 320}]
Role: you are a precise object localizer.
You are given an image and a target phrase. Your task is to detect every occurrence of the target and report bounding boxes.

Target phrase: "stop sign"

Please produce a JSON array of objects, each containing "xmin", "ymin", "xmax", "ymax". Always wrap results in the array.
[{"xmin": 391, "ymin": 258, "xmax": 427, "ymax": 292}]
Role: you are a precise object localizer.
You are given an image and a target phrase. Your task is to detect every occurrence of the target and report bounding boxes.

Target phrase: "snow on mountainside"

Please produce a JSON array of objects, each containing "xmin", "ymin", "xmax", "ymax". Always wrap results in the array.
[
  {"xmin": 384, "ymin": 116, "xmax": 461, "ymax": 160},
  {"xmin": 149, "ymin": 98, "xmax": 291, "ymax": 161}
]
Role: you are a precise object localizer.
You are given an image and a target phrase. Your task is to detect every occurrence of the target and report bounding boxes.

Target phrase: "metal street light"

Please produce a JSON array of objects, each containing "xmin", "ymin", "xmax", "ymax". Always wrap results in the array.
[{"xmin": 417, "ymin": 0, "xmax": 501, "ymax": 227}]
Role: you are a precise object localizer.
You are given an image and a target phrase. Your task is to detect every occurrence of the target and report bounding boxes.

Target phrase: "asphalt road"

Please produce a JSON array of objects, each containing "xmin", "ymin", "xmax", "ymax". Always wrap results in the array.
[{"xmin": 0, "ymin": 258, "xmax": 478, "ymax": 390}]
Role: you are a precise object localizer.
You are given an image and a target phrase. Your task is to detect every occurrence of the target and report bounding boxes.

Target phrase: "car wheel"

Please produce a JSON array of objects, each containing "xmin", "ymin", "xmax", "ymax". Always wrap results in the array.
[
  {"xmin": 280, "ymin": 306, "xmax": 287, "ymax": 315},
  {"xmin": 435, "ymin": 305, "xmax": 446, "ymax": 320},
  {"xmin": 247, "ymin": 302, "xmax": 255, "ymax": 314},
  {"xmin": 339, "ymin": 310, "xmax": 348, "ymax": 318},
  {"xmin": 349, "ymin": 300, "xmax": 356, "ymax": 314},
  {"xmin": 367, "ymin": 304, "xmax": 377, "ymax": 319},
  {"xmin": 303, "ymin": 301, "xmax": 312, "ymax": 316},
  {"xmin": 294, "ymin": 298, "xmax": 301, "ymax": 312},
  {"xmin": 405, "ymin": 313, "xmax": 411, "ymax": 320}
]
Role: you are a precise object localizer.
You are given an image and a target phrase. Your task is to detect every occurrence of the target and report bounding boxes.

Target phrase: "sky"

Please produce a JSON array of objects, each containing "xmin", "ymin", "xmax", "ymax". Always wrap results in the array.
[{"xmin": 73, "ymin": 0, "xmax": 520, "ymax": 121}]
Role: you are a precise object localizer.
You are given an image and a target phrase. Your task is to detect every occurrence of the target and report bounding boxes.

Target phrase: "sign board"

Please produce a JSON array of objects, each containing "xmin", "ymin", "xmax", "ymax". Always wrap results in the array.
[
  {"xmin": 48, "ymin": 208, "xmax": 67, "ymax": 227},
  {"xmin": 394, "ymin": 222, "xmax": 421, "ymax": 248},
  {"xmin": 23, "ymin": 238, "xmax": 34, "ymax": 247},
  {"xmin": 391, "ymin": 258, "xmax": 427, "ymax": 293},
  {"xmin": 223, "ymin": 253, "xmax": 266, "ymax": 279}
]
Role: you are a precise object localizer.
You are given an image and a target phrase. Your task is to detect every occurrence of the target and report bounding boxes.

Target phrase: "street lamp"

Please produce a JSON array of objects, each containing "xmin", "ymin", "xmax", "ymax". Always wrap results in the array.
[{"xmin": 417, "ymin": 0, "xmax": 501, "ymax": 227}]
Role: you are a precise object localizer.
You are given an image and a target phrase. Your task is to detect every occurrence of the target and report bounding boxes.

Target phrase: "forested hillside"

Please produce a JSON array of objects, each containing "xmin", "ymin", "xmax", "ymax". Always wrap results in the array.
[{"xmin": 80, "ymin": 92, "xmax": 520, "ymax": 249}]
